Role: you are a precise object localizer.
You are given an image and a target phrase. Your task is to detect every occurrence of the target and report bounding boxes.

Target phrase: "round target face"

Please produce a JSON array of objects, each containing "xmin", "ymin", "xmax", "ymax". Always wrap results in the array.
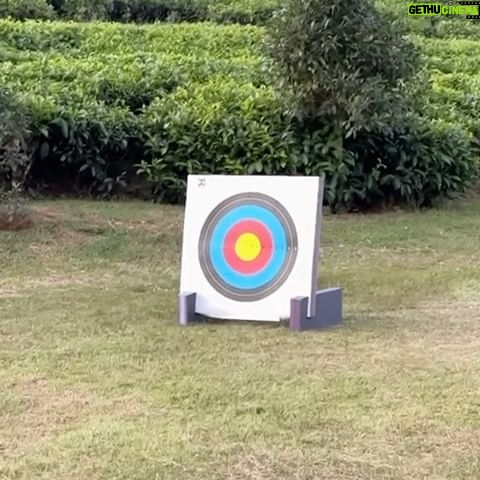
[{"xmin": 198, "ymin": 193, "xmax": 298, "ymax": 301}]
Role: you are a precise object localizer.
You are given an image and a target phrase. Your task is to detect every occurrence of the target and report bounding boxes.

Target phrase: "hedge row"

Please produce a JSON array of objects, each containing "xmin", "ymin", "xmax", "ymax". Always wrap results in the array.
[
  {"xmin": 418, "ymin": 36, "xmax": 480, "ymax": 134},
  {"xmin": 1, "ymin": 19, "xmax": 479, "ymax": 209},
  {"xmin": 2, "ymin": 0, "xmax": 480, "ymax": 35},
  {"xmin": 0, "ymin": 0, "xmax": 280, "ymax": 24}
]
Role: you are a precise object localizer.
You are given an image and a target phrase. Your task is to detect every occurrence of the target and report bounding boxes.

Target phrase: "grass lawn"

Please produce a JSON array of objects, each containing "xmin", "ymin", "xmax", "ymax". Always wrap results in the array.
[{"xmin": 1, "ymin": 196, "xmax": 480, "ymax": 479}]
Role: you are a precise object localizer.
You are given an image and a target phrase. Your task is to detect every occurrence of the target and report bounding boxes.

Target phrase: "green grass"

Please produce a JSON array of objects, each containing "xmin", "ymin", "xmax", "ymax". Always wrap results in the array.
[{"xmin": 1, "ymin": 197, "xmax": 480, "ymax": 479}]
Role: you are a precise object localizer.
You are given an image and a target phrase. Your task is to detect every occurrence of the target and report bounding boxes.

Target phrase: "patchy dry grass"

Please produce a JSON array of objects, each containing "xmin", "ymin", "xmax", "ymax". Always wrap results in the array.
[
  {"xmin": 1, "ymin": 197, "xmax": 480, "ymax": 479},
  {"xmin": 0, "ymin": 202, "xmax": 34, "ymax": 232}
]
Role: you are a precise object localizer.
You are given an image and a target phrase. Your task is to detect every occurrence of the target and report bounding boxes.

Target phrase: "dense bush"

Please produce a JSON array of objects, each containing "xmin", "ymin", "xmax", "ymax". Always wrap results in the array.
[
  {"xmin": 55, "ymin": 0, "xmax": 114, "ymax": 20},
  {"xmin": 138, "ymin": 80, "xmax": 300, "ymax": 202},
  {"xmin": 137, "ymin": 81, "xmax": 479, "ymax": 209},
  {"xmin": 0, "ymin": 20, "xmax": 269, "ymax": 196},
  {"xmin": 419, "ymin": 37, "xmax": 480, "ymax": 134},
  {"xmin": 0, "ymin": 89, "xmax": 34, "ymax": 230},
  {"xmin": 265, "ymin": 0, "xmax": 419, "ymax": 136},
  {"xmin": 0, "ymin": 19, "xmax": 478, "ymax": 209},
  {"xmin": 0, "ymin": 0, "xmax": 281, "ymax": 24},
  {"xmin": 2, "ymin": 0, "xmax": 480, "ymax": 33},
  {"xmin": 0, "ymin": 88, "xmax": 32, "ymax": 195},
  {"xmin": 137, "ymin": 102, "xmax": 479, "ymax": 209},
  {"xmin": 0, "ymin": 0, "xmax": 55, "ymax": 20},
  {"xmin": 343, "ymin": 122, "xmax": 478, "ymax": 208}
]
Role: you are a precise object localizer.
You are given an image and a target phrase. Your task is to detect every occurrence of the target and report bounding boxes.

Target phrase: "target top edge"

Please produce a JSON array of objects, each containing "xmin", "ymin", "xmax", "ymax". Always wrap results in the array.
[
  {"xmin": 186, "ymin": 175, "xmax": 324, "ymax": 198},
  {"xmin": 186, "ymin": 174, "xmax": 325, "ymax": 181}
]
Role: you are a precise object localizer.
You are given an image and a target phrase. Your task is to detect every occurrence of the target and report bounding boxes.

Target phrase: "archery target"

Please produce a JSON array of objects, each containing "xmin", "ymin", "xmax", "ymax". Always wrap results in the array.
[
  {"xmin": 198, "ymin": 193, "xmax": 298, "ymax": 302},
  {"xmin": 180, "ymin": 175, "xmax": 324, "ymax": 322}
]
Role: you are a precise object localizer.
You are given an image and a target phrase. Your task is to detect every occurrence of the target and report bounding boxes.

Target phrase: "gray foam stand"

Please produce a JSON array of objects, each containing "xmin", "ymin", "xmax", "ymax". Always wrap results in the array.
[
  {"xmin": 178, "ymin": 289, "xmax": 342, "ymax": 331},
  {"xmin": 289, "ymin": 288, "xmax": 343, "ymax": 331}
]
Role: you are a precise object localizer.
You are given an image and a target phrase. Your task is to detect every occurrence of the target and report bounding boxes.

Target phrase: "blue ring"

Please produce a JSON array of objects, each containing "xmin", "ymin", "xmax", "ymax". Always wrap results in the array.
[{"xmin": 208, "ymin": 205, "xmax": 287, "ymax": 290}]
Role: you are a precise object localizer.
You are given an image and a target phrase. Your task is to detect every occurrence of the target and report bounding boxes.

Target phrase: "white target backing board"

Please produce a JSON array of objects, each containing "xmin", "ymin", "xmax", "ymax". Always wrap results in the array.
[{"xmin": 180, "ymin": 175, "xmax": 324, "ymax": 322}]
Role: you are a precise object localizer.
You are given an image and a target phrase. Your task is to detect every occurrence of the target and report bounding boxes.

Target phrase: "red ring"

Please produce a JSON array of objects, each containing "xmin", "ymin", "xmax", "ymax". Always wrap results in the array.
[{"xmin": 223, "ymin": 220, "xmax": 273, "ymax": 274}]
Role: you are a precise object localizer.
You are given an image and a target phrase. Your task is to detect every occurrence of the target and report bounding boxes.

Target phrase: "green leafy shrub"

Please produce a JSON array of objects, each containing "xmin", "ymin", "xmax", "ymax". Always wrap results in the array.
[
  {"xmin": 40, "ymin": 0, "xmax": 279, "ymax": 24},
  {"xmin": 0, "ymin": 88, "xmax": 32, "ymax": 194},
  {"xmin": 265, "ymin": 0, "xmax": 420, "ymax": 136},
  {"xmin": 138, "ymin": 79, "xmax": 299, "ymax": 202},
  {"xmin": 0, "ymin": 20, "xmax": 268, "ymax": 196},
  {"xmin": 0, "ymin": 0, "xmax": 55, "ymax": 20},
  {"xmin": 0, "ymin": 19, "xmax": 478, "ymax": 209},
  {"xmin": 206, "ymin": 0, "xmax": 277, "ymax": 25},
  {"xmin": 3, "ymin": 0, "xmax": 480, "ymax": 32},
  {"xmin": 47, "ymin": 0, "xmax": 113, "ymax": 20},
  {"xmin": 0, "ymin": 88, "xmax": 36, "ymax": 231},
  {"xmin": 1, "ymin": 0, "xmax": 282, "ymax": 24},
  {"xmin": 342, "ymin": 121, "xmax": 478, "ymax": 209},
  {"xmin": 418, "ymin": 37, "xmax": 480, "ymax": 135},
  {"xmin": 0, "ymin": 19, "xmax": 85, "ymax": 50}
]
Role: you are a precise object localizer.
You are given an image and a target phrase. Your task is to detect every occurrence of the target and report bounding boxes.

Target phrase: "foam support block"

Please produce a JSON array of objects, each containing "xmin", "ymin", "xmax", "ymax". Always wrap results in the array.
[
  {"xmin": 178, "ymin": 289, "xmax": 342, "ymax": 331},
  {"xmin": 289, "ymin": 288, "xmax": 343, "ymax": 331}
]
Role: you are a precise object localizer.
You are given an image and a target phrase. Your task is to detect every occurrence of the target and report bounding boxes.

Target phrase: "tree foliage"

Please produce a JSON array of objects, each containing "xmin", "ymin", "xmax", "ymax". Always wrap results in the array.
[
  {"xmin": 0, "ymin": 18, "xmax": 477, "ymax": 210},
  {"xmin": 0, "ymin": 89, "xmax": 32, "ymax": 195},
  {"xmin": 0, "ymin": 0, "xmax": 55, "ymax": 20},
  {"xmin": 265, "ymin": 0, "xmax": 420, "ymax": 136}
]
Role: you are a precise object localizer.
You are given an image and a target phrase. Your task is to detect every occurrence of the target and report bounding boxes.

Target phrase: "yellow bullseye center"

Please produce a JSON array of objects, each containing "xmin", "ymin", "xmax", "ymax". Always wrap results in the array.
[{"xmin": 234, "ymin": 233, "xmax": 262, "ymax": 262}]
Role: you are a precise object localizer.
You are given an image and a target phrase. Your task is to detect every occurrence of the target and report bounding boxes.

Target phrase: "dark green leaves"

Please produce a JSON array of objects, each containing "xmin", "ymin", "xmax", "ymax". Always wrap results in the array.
[
  {"xmin": 0, "ymin": 14, "xmax": 478, "ymax": 210},
  {"xmin": 0, "ymin": 88, "xmax": 32, "ymax": 196},
  {"xmin": 265, "ymin": 0, "xmax": 420, "ymax": 133}
]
